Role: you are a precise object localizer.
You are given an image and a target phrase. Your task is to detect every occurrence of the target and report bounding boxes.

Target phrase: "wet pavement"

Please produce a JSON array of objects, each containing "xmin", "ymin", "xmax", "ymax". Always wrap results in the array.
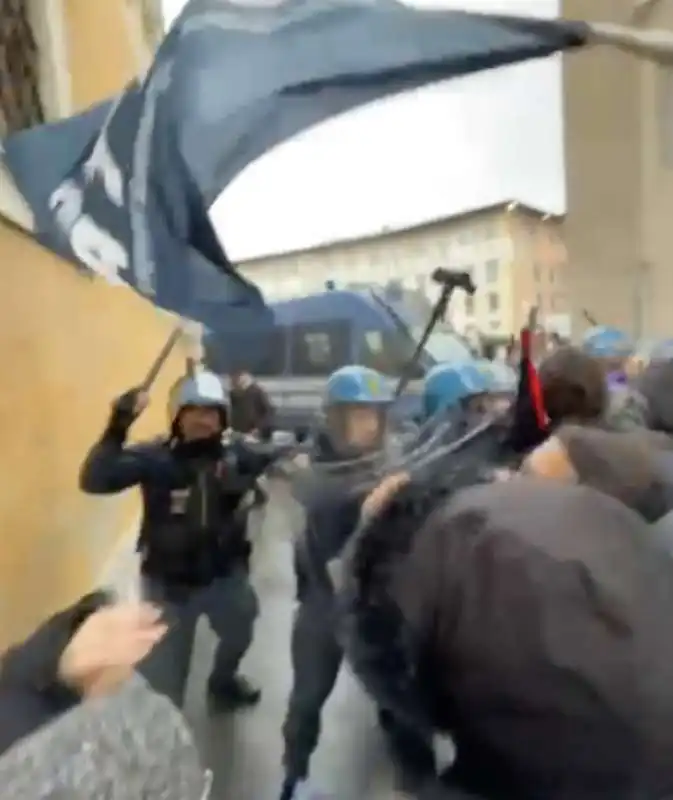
[{"xmin": 181, "ymin": 481, "xmax": 394, "ymax": 800}]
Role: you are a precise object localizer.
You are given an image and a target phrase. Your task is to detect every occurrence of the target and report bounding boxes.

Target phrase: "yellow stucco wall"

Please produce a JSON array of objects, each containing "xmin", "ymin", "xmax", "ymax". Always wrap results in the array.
[
  {"xmin": 0, "ymin": 222, "xmax": 189, "ymax": 646},
  {"xmin": 63, "ymin": 0, "xmax": 141, "ymax": 111},
  {"xmin": 0, "ymin": 1, "xmax": 181, "ymax": 648},
  {"xmin": 0, "ymin": 1, "xmax": 198, "ymax": 647}
]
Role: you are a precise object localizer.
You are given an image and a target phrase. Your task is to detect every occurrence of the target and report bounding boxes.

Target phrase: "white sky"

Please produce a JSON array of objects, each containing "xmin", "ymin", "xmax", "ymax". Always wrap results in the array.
[{"xmin": 161, "ymin": 0, "xmax": 563, "ymax": 261}]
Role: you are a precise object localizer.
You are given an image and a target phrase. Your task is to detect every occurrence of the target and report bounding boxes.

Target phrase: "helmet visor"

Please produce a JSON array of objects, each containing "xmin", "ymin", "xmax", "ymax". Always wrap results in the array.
[{"xmin": 325, "ymin": 403, "xmax": 387, "ymax": 457}]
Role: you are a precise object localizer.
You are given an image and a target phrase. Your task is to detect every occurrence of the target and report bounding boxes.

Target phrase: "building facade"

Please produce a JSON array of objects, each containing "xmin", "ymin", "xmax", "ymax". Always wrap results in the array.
[
  {"xmin": 0, "ymin": 0, "xmax": 194, "ymax": 645},
  {"xmin": 562, "ymin": 0, "xmax": 673, "ymax": 337},
  {"xmin": 239, "ymin": 200, "xmax": 568, "ymax": 338}
]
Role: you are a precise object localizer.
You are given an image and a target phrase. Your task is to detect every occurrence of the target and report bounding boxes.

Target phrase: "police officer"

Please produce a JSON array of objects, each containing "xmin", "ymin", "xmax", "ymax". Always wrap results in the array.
[
  {"xmin": 280, "ymin": 365, "xmax": 395, "ymax": 800},
  {"xmin": 420, "ymin": 362, "xmax": 494, "ymax": 440},
  {"xmin": 79, "ymin": 369, "xmax": 278, "ymax": 711}
]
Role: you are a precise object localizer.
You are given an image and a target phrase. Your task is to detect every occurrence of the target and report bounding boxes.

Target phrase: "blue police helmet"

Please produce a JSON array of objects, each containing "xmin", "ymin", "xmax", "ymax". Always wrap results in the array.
[
  {"xmin": 476, "ymin": 358, "xmax": 516, "ymax": 394},
  {"xmin": 423, "ymin": 361, "xmax": 491, "ymax": 419},
  {"xmin": 168, "ymin": 370, "xmax": 227, "ymax": 422},
  {"xmin": 582, "ymin": 326, "xmax": 633, "ymax": 358},
  {"xmin": 325, "ymin": 365, "xmax": 392, "ymax": 406}
]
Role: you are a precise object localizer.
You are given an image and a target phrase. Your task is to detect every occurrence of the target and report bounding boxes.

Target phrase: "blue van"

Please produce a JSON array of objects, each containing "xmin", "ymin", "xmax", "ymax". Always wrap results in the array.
[{"xmin": 205, "ymin": 285, "xmax": 480, "ymax": 431}]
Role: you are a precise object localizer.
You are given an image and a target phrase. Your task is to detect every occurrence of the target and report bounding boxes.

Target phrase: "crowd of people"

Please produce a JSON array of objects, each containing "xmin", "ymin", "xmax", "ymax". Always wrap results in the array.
[{"xmin": 3, "ymin": 321, "xmax": 673, "ymax": 799}]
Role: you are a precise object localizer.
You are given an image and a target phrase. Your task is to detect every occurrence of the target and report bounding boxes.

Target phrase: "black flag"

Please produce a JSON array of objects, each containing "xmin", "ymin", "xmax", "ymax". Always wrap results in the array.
[{"xmin": 3, "ymin": 0, "xmax": 588, "ymax": 368}]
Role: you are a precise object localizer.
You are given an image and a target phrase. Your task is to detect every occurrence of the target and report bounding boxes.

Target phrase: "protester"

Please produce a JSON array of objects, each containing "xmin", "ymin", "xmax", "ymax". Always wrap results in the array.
[
  {"xmin": 0, "ymin": 591, "xmax": 166, "ymax": 757},
  {"xmin": 538, "ymin": 345, "xmax": 608, "ymax": 428},
  {"xmin": 0, "ymin": 673, "xmax": 210, "ymax": 799},
  {"xmin": 79, "ymin": 368, "xmax": 287, "ymax": 711},
  {"xmin": 522, "ymin": 424, "xmax": 673, "ymax": 521},
  {"xmin": 229, "ymin": 368, "xmax": 275, "ymax": 442},
  {"xmin": 341, "ymin": 477, "xmax": 673, "ymax": 800},
  {"xmin": 637, "ymin": 357, "xmax": 673, "ymax": 436}
]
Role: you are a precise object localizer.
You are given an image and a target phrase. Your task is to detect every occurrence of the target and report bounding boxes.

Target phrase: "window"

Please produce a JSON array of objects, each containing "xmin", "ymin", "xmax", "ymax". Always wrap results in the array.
[
  {"xmin": 485, "ymin": 259, "xmax": 499, "ymax": 283},
  {"xmin": 0, "ymin": 0, "xmax": 46, "ymax": 135},
  {"xmin": 359, "ymin": 328, "xmax": 413, "ymax": 376},
  {"xmin": 488, "ymin": 292, "xmax": 500, "ymax": 312},
  {"xmin": 288, "ymin": 321, "xmax": 350, "ymax": 376},
  {"xmin": 422, "ymin": 330, "xmax": 474, "ymax": 364},
  {"xmin": 481, "ymin": 222, "xmax": 496, "ymax": 241},
  {"xmin": 465, "ymin": 295, "xmax": 475, "ymax": 315},
  {"xmin": 549, "ymin": 267, "xmax": 555, "ymax": 285},
  {"xmin": 255, "ymin": 327, "xmax": 288, "ymax": 377},
  {"xmin": 533, "ymin": 263, "xmax": 541, "ymax": 282}
]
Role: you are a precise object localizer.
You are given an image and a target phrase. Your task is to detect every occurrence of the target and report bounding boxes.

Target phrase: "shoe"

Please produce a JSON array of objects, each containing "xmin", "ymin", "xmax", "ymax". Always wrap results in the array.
[{"xmin": 206, "ymin": 674, "xmax": 261, "ymax": 712}]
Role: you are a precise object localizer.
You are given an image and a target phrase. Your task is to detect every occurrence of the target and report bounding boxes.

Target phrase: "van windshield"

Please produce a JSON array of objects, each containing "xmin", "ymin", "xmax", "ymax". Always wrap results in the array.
[
  {"xmin": 372, "ymin": 291, "xmax": 473, "ymax": 366},
  {"xmin": 411, "ymin": 327, "xmax": 473, "ymax": 365}
]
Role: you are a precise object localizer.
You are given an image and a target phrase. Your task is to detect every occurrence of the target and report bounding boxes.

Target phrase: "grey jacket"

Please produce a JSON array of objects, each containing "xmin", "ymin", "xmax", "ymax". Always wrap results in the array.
[{"xmin": 0, "ymin": 674, "xmax": 210, "ymax": 799}]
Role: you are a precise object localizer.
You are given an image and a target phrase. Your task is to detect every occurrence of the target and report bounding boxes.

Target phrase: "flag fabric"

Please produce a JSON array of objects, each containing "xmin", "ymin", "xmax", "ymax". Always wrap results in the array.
[
  {"xmin": 508, "ymin": 324, "xmax": 549, "ymax": 453},
  {"xmin": 2, "ymin": 0, "xmax": 590, "ymax": 368},
  {"xmin": 0, "ymin": 674, "xmax": 211, "ymax": 799}
]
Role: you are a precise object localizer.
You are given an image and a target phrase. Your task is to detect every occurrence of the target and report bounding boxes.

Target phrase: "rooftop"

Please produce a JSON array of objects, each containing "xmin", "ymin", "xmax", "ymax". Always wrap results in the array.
[{"xmin": 238, "ymin": 198, "xmax": 563, "ymax": 265}]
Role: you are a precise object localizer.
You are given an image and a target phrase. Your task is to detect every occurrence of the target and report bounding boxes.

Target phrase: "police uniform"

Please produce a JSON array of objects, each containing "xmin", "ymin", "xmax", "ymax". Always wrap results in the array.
[
  {"xmin": 280, "ymin": 365, "xmax": 392, "ymax": 800},
  {"xmin": 79, "ymin": 371, "xmax": 279, "ymax": 710}
]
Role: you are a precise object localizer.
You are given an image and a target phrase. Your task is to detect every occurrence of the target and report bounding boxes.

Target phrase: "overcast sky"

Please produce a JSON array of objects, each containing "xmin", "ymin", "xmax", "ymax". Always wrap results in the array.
[{"xmin": 161, "ymin": 0, "xmax": 563, "ymax": 261}]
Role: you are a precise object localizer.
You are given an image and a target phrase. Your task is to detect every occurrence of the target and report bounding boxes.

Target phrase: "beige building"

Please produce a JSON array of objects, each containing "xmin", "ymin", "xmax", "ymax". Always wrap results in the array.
[
  {"xmin": 239, "ymin": 200, "xmax": 568, "ymax": 339},
  {"xmin": 562, "ymin": 0, "xmax": 673, "ymax": 336}
]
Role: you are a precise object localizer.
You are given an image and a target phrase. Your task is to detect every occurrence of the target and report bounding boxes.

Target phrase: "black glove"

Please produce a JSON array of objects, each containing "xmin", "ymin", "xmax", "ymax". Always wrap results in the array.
[{"xmin": 106, "ymin": 387, "xmax": 145, "ymax": 440}]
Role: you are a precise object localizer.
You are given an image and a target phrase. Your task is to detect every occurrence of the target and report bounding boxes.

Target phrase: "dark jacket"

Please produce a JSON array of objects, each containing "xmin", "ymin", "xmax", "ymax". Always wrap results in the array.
[
  {"xmin": 229, "ymin": 382, "xmax": 274, "ymax": 438},
  {"xmin": 342, "ymin": 479, "xmax": 673, "ymax": 800},
  {"xmin": 638, "ymin": 358, "xmax": 673, "ymax": 435},
  {"xmin": 0, "ymin": 592, "xmax": 108, "ymax": 757},
  {"xmin": 292, "ymin": 430, "xmax": 368, "ymax": 601},
  {"xmin": 80, "ymin": 429, "xmax": 280, "ymax": 586}
]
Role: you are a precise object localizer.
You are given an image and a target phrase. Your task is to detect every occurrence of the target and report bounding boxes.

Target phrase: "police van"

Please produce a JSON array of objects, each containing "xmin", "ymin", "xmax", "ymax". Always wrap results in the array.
[{"xmin": 205, "ymin": 285, "xmax": 489, "ymax": 432}]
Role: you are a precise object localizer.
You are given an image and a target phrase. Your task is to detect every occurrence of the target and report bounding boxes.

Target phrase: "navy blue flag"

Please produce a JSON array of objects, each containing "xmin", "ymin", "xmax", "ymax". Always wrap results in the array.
[{"xmin": 2, "ymin": 0, "xmax": 589, "ymax": 369}]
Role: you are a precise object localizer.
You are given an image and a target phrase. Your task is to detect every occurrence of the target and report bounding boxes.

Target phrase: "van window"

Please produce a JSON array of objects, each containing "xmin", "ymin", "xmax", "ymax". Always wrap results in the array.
[
  {"xmin": 360, "ymin": 328, "xmax": 416, "ymax": 376},
  {"xmin": 255, "ymin": 327, "xmax": 288, "ymax": 376},
  {"xmin": 289, "ymin": 321, "xmax": 350, "ymax": 376}
]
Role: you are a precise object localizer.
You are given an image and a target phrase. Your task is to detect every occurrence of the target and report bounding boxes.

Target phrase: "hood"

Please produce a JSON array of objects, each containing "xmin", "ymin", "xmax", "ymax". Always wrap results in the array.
[
  {"xmin": 340, "ymin": 479, "xmax": 453, "ymax": 738},
  {"xmin": 527, "ymin": 426, "xmax": 673, "ymax": 522},
  {"xmin": 395, "ymin": 479, "xmax": 673, "ymax": 798}
]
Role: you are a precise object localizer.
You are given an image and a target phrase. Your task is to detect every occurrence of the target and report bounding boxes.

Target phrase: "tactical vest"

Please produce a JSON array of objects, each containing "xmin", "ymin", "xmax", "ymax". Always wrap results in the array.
[{"xmin": 138, "ymin": 447, "xmax": 251, "ymax": 586}]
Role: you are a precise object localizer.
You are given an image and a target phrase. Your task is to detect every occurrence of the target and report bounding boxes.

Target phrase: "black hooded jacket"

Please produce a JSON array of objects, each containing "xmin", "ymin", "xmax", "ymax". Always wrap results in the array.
[
  {"xmin": 638, "ymin": 359, "xmax": 673, "ymax": 436},
  {"xmin": 341, "ymin": 479, "xmax": 673, "ymax": 800},
  {"xmin": 0, "ymin": 592, "xmax": 109, "ymax": 757},
  {"xmin": 80, "ymin": 424, "xmax": 283, "ymax": 586}
]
